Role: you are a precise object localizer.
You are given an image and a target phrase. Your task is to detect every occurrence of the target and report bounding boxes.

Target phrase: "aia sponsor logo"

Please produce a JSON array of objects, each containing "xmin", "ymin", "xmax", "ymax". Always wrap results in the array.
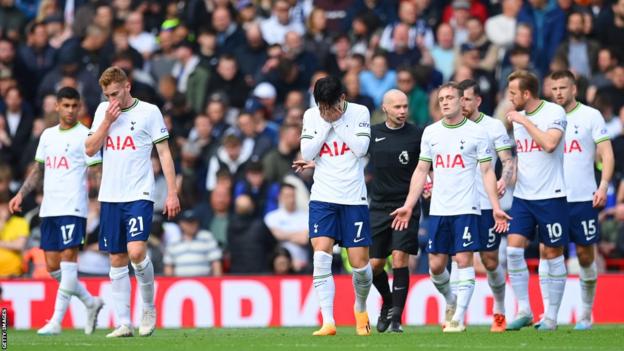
[
  {"xmin": 564, "ymin": 140, "xmax": 582, "ymax": 153},
  {"xmin": 435, "ymin": 154, "xmax": 465, "ymax": 168},
  {"xmin": 516, "ymin": 138, "xmax": 543, "ymax": 153},
  {"xmin": 45, "ymin": 156, "xmax": 69, "ymax": 169},
  {"xmin": 105, "ymin": 135, "xmax": 137, "ymax": 150},
  {"xmin": 319, "ymin": 141, "xmax": 350, "ymax": 157}
]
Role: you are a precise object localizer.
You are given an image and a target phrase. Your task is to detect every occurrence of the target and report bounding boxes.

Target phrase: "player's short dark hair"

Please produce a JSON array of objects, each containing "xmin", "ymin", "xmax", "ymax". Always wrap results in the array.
[
  {"xmin": 313, "ymin": 76, "xmax": 345, "ymax": 106},
  {"xmin": 437, "ymin": 81, "xmax": 463, "ymax": 98},
  {"xmin": 507, "ymin": 70, "xmax": 539, "ymax": 98},
  {"xmin": 550, "ymin": 70, "xmax": 576, "ymax": 85},
  {"xmin": 458, "ymin": 79, "xmax": 481, "ymax": 97},
  {"xmin": 56, "ymin": 86, "xmax": 81, "ymax": 101}
]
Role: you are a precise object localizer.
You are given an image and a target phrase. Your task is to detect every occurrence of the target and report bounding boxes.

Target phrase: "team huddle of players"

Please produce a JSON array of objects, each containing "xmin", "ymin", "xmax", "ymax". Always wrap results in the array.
[
  {"xmin": 301, "ymin": 70, "xmax": 613, "ymax": 335},
  {"xmin": 12, "ymin": 66, "xmax": 611, "ymax": 337}
]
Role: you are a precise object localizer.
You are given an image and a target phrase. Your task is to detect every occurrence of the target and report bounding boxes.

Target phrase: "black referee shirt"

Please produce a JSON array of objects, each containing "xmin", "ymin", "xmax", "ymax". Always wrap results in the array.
[{"xmin": 368, "ymin": 122, "xmax": 422, "ymax": 209}]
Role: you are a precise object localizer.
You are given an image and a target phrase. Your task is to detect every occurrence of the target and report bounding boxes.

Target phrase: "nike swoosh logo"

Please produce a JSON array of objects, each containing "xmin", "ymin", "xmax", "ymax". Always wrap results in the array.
[
  {"xmin": 63, "ymin": 239, "xmax": 73, "ymax": 245},
  {"xmin": 486, "ymin": 243, "xmax": 496, "ymax": 248},
  {"xmin": 431, "ymin": 143, "xmax": 438, "ymax": 146},
  {"xmin": 586, "ymin": 235, "xmax": 596, "ymax": 241},
  {"xmin": 394, "ymin": 286, "xmax": 406, "ymax": 291},
  {"xmin": 353, "ymin": 237, "xmax": 366, "ymax": 243},
  {"xmin": 375, "ymin": 137, "xmax": 386, "ymax": 142},
  {"xmin": 551, "ymin": 238, "xmax": 561, "ymax": 243},
  {"xmin": 131, "ymin": 232, "xmax": 143, "ymax": 238},
  {"xmin": 463, "ymin": 241, "xmax": 474, "ymax": 247}
]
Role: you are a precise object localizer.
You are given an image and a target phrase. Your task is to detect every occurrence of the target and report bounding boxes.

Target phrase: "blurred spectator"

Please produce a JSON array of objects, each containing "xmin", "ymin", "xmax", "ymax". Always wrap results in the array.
[
  {"xmin": 264, "ymin": 183, "xmax": 309, "ymax": 272},
  {"xmin": 164, "ymin": 210, "xmax": 222, "ymax": 277},
  {"xmin": 445, "ymin": 0, "xmax": 472, "ymax": 47},
  {"xmin": 236, "ymin": 112, "xmax": 274, "ymax": 160},
  {"xmin": 206, "ymin": 54, "xmax": 250, "ymax": 109},
  {"xmin": 303, "ymin": 7, "xmax": 332, "ymax": 66},
  {"xmin": 343, "ymin": 71, "xmax": 375, "ymax": 114},
  {"xmin": 126, "ymin": 11, "xmax": 158, "ymax": 61},
  {"xmin": 430, "ymin": 22, "xmax": 456, "ymax": 81},
  {"xmin": 385, "ymin": 23, "xmax": 422, "ymax": 70},
  {"xmin": 443, "ymin": 0, "xmax": 488, "ymax": 24},
  {"xmin": 234, "ymin": 160, "xmax": 279, "ymax": 218},
  {"xmin": 196, "ymin": 28, "xmax": 219, "ymax": 71},
  {"xmin": 204, "ymin": 97, "xmax": 231, "ymax": 141},
  {"xmin": 17, "ymin": 21, "xmax": 57, "ymax": 101},
  {"xmin": 150, "ymin": 29, "xmax": 177, "ymax": 84},
  {"xmin": 262, "ymin": 123, "xmax": 300, "ymax": 184},
  {"xmin": 0, "ymin": 87, "xmax": 34, "ymax": 178},
  {"xmin": 283, "ymin": 31, "xmax": 318, "ymax": 85},
  {"xmin": 206, "ymin": 133, "xmax": 250, "ymax": 192},
  {"xmin": 396, "ymin": 67, "xmax": 429, "ymax": 127},
  {"xmin": 596, "ymin": 0, "xmax": 624, "ymax": 49},
  {"xmin": 112, "ymin": 26, "xmax": 144, "ymax": 70},
  {"xmin": 590, "ymin": 47, "xmax": 620, "ymax": 91},
  {"xmin": 0, "ymin": 192, "xmax": 29, "ymax": 277},
  {"xmin": 260, "ymin": 0, "xmax": 305, "ymax": 45},
  {"xmin": 0, "ymin": 0, "xmax": 27, "ymax": 41},
  {"xmin": 555, "ymin": 11, "xmax": 600, "ymax": 79},
  {"xmin": 379, "ymin": 0, "xmax": 434, "ymax": 53},
  {"xmin": 359, "ymin": 53, "xmax": 396, "ymax": 108},
  {"xmin": 460, "ymin": 17, "xmax": 498, "ymax": 72},
  {"xmin": 172, "ymin": 40, "xmax": 210, "ymax": 114},
  {"xmin": 457, "ymin": 43, "xmax": 497, "ymax": 114},
  {"xmin": 235, "ymin": 23, "xmax": 268, "ymax": 86},
  {"xmin": 212, "ymin": 6, "xmax": 245, "ymax": 55},
  {"xmin": 207, "ymin": 184, "xmax": 231, "ymax": 247},
  {"xmin": 271, "ymin": 247, "xmax": 296, "ymax": 274},
  {"xmin": 485, "ymin": 0, "xmax": 522, "ymax": 48},
  {"xmin": 596, "ymin": 65, "xmax": 624, "ymax": 114}
]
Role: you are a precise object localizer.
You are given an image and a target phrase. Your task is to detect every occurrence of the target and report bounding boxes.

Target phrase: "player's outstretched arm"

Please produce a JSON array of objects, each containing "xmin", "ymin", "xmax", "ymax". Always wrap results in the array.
[
  {"xmin": 155, "ymin": 141, "xmax": 181, "ymax": 219},
  {"xmin": 9, "ymin": 162, "xmax": 44, "ymax": 214},
  {"xmin": 85, "ymin": 101, "xmax": 121, "ymax": 156},
  {"xmin": 506, "ymin": 110, "xmax": 564, "ymax": 153},
  {"xmin": 480, "ymin": 161, "xmax": 512, "ymax": 233},
  {"xmin": 497, "ymin": 149, "xmax": 515, "ymax": 196},
  {"xmin": 594, "ymin": 140, "xmax": 615, "ymax": 208},
  {"xmin": 390, "ymin": 160, "xmax": 430, "ymax": 231}
]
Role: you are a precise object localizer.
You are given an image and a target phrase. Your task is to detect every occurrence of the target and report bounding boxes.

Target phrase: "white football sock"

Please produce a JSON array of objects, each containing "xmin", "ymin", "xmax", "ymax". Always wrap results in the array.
[
  {"xmin": 545, "ymin": 255, "xmax": 566, "ymax": 322},
  {"xmin": 313, "ymin": 251, "xmax": 335, "ymax": 325},
  {"xmin": 487, "ymin": 263, "xmax": 506, "ymax": 315},
  {"xmin": 50, "ymin": 262, "xmax": 78, "ymax": 324},
  {"xmin": 430, "ymin": 269, "xmax": 456, "ymax": 305},
  {"xmin": 452, "ymin": 267, "xmax": 475, "ymax": 323},
  {"xmin": 352, "ymin": 262, "xmax": 372, "ymax": 313},
  {"xmin": 50, "ymin": 266, "xmax": 94, "ymax": 307},
  {"xmin": 507, "ymin": 247, "xmax": 531, "ymax": 316},
  {"xmin": 578, "ymin": 262, "xmax": 597, "ymax": 321},
  {"xmin": 538, "ymin": 258, "xmax": 549, "ymax": 317},
  {"xmin": 449, "ymin": 260, "xmax": 459, "ymax": 296},
  {"xmin": 131, "ymin": 256, "xmax": 155, "ymax": 310},
  {"xmin": 110, "ymin": 266, "xmax": 132, "ymax": 327}
]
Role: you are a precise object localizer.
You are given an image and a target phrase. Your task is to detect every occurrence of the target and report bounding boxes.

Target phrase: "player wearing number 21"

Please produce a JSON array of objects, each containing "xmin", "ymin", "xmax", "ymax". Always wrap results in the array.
[
  {"xmin": 9, "ymin": 87, "xmax": 104, "ymax": 335},
  {"xmin": 85, "ymin": 67, "xmax": 180, "ymax": 338},
  {"xmin": 391, "ymin": 82, "xmax": 511, "ymax": 333}
]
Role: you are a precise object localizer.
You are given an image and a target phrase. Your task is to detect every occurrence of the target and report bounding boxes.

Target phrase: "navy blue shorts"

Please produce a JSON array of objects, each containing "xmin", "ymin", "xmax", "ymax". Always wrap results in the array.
[
  {"xmin": 427, "ymin": 214, "xmax": 480, "ymax": 255},
  {"xmin": 508, "ymin": 197, "xmax": 569, "ymax": 247},
  {"xmin": 568, "ymin": 201, "xmax": 600, "ymax": 246},
  {"xmin": 479, "ymin": 210, "xmax": 503, "ymax": 252},
  {"xmin": 40, "ymin": 216, "xmax": 86, "ymax": 251},
  {"xmin": 99, "ymin": 200, "xmax": 153, "ymax": 254},
  {"xmin": 308, "ymin": 201, "xmax": 371, "ymax": 248}
]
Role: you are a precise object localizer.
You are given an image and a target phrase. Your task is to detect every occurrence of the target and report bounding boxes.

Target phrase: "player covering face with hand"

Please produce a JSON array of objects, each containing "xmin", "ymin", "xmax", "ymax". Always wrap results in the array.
[{"xmin": 391, "ymin": 82, "xmax": 510, "ymax": 333}]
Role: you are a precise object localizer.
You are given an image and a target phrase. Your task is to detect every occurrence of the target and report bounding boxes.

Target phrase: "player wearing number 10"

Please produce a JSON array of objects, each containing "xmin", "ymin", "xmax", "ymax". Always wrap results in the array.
[
  {"xmin": 85, "ymin": 67, "xmax": 181, "ymax": 338},
  {"xmin": 9, "ymin": 87, "xmax": 104, "ymax": 335}
]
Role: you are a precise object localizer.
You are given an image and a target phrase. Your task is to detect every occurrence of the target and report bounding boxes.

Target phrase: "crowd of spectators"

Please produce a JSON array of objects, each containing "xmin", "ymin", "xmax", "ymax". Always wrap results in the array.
[{"xmin": 0, "ymin": 0, "xmax": 623, "ymax": 278}]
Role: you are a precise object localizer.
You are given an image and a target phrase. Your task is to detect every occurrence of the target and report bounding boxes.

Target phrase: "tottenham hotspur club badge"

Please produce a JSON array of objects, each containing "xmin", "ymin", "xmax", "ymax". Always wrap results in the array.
[
  {"xmin": 131, "ymin": 121, "xmax": 136, "ymax": 131},
  {"xmin": 399, "ymin": 150, "xmax": 409, "ymax": 165}
]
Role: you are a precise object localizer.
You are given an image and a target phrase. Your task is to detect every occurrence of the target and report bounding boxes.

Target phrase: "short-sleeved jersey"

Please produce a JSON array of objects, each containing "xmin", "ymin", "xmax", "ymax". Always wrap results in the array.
[
  {"xmin": 35, "ymin": 123, "xmax": 102, "ymax": 218},
  {"xmin": 474, "ymin": 113, "xmax": 513, "ymax": 210},
  {"xmin": 301, "ymin": 102, "xmax": 370, "ymax": 205},
  {"xmin": 564, "ymin": 102, "xmax": 610, "ymax": 202},
  {"xmin": 90, "ymin": 99, "xmax": 169, "ymax": 203},
  {"xmin": 513, "ymin": 100, "xmax": 567, "ymax": 200},
  {"xmin": 419, "ymin": 118, "xmax": 492, "ymax": 216}
]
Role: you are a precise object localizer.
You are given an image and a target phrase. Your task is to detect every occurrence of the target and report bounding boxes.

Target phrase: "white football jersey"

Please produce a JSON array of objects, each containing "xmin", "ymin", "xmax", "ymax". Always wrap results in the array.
[
  {"xmin": 564, "ymin": 102, "xmax": 610, "ymax": 202},
  {"xmin": 420, "ymin": 118, "xmax": 492, "ymax": 216},
  {"xmin": 301, "ymin": 102, "xmax": 370, "ymax": 205},
  {"xmin": 35, "ymin": 123, "xmax": 102, "ymax": 218},
  {"xmin": 474, "ymin": 113, "xmax": 513, "ymax": 210},
  {"xmin": 90, "ymin": 99, "xmax": 169, "ymax": 203},
  {"xmin": 513, "ymin": 100, "xmax": 567, "ymax": 200}
]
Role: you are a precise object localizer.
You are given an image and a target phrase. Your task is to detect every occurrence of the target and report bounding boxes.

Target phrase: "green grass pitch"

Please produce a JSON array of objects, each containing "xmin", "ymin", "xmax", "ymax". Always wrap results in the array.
[{"xmin": 6, "ymin": 325, "xmax": 623, "ymax": 351}]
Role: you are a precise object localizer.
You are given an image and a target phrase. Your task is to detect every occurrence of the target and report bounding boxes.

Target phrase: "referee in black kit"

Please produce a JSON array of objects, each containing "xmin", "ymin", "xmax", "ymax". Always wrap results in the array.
[{"xmin": 369, "ymin": 89, "xmax": 422, "ymax": 333}]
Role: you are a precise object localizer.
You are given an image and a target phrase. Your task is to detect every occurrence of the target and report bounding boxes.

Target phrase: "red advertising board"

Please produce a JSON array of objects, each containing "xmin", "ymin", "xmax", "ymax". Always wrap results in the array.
[{"xmin": 1, "ymin": 275, "xmax": 622, "ymax": 329}]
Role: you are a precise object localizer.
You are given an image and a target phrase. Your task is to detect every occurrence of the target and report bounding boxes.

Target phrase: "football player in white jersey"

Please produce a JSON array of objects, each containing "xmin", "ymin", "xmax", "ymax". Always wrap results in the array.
[
  {"xmin": 391, "ymin": 82, "xmax": 510, "ymax": 332},
  {"xmin": 448, "ymin": 79, "xmax": 515, "ymax": 332},
  {"xmin": 9, "ymin": 87, "xmax": 104, "ymax": 335},
  {"xmin": 505, "ymin": 70, "xmax": 569, "ymax": 331},
  {"xmin": 550, "ymin": 70, "xmax": 614, "ymax": 330},
  {"xmin": 300, "ymin": 76, "xmax": 373, "ymax": 336},
  {"xmin": 85, "ymin": 67, "xmax": 180, "ymax": 338}
]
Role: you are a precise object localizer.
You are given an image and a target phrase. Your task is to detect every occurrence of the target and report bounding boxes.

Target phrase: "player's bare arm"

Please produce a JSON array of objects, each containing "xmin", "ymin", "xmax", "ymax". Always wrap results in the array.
[
  {"xmin": 391, "ymin": 160, "xmax": 430, "ymax": 231},
  {"xmin": 155, "ymin": 141, "xmax": 181, "ymax": 219},
  {"xmin": 594, "ymin": 140, "xmax": 615, "ymax": 208},
  {"xmin": 480, "ymin": 161, "xmax": 512, "ymax": 233},
  {"xmin": 9, "ymin": 162, "xmax": 44, "ymax": 213},
  {"xmin": 85, "ymin": 100, "xmax": 122, "ymax": 156},
  {"xmin": 506, "ymin": 111, "xmax": 563, "ymax": 153},
  {"xmin": 497, "ymin": 149, "xmax": 515, "ymax": 196}
]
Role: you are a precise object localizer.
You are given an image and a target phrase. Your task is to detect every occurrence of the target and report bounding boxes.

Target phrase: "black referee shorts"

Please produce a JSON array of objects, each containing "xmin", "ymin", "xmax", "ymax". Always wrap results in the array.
[{"xmin": 369, "ymin": 203, "xmax": 420, "ymax": 259}]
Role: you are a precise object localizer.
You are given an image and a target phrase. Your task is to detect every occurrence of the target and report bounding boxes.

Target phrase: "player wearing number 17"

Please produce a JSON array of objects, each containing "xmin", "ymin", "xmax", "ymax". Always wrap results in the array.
[
  {"xmin": 391, "ymin": 82, "xmax": 511, "ymax": 333},
  {"xmin": 85, "ymin": 67, "xmax": 181, "ymax": 338}
]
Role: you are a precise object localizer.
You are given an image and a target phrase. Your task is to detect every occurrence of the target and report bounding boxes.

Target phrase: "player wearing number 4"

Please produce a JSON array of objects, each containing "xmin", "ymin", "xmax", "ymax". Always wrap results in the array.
[
  {"xmin": 505, "ymin": 70, "xmax": 569, "ymax": 331},
  {"xmin": 548, "ymin": 70, "xmax": 614, "ymax": 330},
  {"xmin": 9, "ymin": 87, "xmax": 104, "ymax": 335},
  {"xmin": 86, "ymin": 67, "xmax": 181, "ymax": 338},
  {"xmin": 299, "ymin": 76, "xmax": 373, "ymax": 336},
  {"xmin": 391, "ymin": 82, "xmax": 511, "ymax": 333}
]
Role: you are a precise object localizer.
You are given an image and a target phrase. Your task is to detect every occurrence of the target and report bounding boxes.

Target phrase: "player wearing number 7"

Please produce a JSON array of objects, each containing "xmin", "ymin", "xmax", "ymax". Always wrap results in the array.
[
  {"xmin": 549, "ymin": 70, "xmax": 614, "ymax": 330},
  {"xmin": 9, "ymin": 87, "xmax": 105, "ymax": 335},
  {"xmin": 86, "ymin": 67, "xmax": 181, "ymax": 338},
  {"xmin": 391, "ymin": 82, "xmax": 511, "ymax": 333}
]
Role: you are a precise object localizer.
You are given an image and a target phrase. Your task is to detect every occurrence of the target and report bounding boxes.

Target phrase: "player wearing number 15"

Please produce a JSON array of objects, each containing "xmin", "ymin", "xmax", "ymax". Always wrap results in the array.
[
  {"xmin": 9, "ymin": 87, "xmax": 104, "ymax": 335},
  {"xmin": 550, "ymin": 70, "xmax": 614, "ymax": 330},
  {"xmin": 391, "ymin": 82, "xmax": 511, "ymax": 333},
  {"xmin": 85, "ymin": 67, "xmax": 181, "ymax": 338}
]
